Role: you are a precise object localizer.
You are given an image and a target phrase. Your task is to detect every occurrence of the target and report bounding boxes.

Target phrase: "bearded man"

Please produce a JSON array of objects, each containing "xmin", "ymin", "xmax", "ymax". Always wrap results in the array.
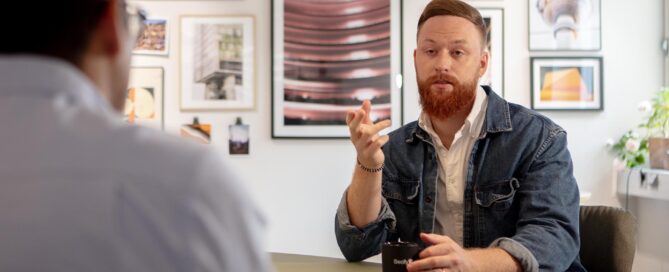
[{"xmin": 334, "ymin": 0, "xmax": 585, "ymax": 271}]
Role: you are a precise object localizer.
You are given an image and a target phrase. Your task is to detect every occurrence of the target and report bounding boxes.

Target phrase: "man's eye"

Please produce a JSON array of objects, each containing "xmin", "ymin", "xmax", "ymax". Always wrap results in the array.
[
  {"xmin": 452, "ymin": 50, "xmax": 465, "ymax": 57},
  {"xmin": 425, "ymin": 49, "xmax": 436, "ymax": 55}
]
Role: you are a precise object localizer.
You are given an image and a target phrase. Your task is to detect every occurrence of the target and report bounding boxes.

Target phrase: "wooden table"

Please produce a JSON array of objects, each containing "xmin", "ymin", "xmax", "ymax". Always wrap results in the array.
[{"xmin": 272, "ymin": 253, "xmax": 381, "ymax": 272}]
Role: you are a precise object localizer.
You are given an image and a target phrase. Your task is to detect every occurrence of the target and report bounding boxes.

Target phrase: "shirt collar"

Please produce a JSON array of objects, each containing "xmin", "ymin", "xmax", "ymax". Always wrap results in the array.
[
  {"xmin": 465, "ymin": 86, "xmax": 488, "ymax": 138},
  {"xmin": 0, "ymin": 54, "xmax": 115, "ymax": 115}
]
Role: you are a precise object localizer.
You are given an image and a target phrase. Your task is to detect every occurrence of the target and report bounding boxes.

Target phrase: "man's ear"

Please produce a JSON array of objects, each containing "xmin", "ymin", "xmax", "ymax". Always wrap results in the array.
[
  {"xmin": 413, "ymin": 48, "xmax": 417, "ymax": 61},
  {"xmin": 91, "ymin": 0, "xmax": 122, "ymax": 57},
  {"xmin": 479, "ymin": 49, "xmax": 490, "ymax": 77}
]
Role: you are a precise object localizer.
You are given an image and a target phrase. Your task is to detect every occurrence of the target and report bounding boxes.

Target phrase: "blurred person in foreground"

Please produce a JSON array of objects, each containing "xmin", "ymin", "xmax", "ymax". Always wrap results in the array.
[{"xmin": 0, "ymin": 1, "xmax": 269, "ymax": 271}]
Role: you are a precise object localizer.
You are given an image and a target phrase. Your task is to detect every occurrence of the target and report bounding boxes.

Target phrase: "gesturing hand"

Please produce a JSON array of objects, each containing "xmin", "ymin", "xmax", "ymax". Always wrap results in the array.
[{"xmin": 346, "ymin": 100, "xmax": 392, "ymax": 170}]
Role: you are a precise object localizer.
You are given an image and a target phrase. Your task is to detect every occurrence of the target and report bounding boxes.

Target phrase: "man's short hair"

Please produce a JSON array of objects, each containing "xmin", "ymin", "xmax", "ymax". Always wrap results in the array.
[
  {"xmin": 417, "ymin": 0, "xmax": 488, "ymax": 47},
  {"xmin": 0, "ymin": 1, "xmax": 111, "ymax": 65}
]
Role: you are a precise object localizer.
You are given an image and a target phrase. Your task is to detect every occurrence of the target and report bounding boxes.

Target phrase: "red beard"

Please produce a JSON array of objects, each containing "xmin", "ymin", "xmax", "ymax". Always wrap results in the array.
[{"xmin": 418, "ymin": 73, "xmax": 478, "ymax": 120}]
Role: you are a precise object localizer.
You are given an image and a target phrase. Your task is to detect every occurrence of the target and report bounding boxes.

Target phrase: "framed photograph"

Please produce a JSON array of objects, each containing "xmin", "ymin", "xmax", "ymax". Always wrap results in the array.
[
  {"xmin": 180, "ymin": 118, "xmax": 212, "ymax": 144},
  {"xmin": 125, "ymin": 67, "xmax": 164, "ymax": 129},
  {"xmin": 133, "ymin": 18, "xmax": 169, "ymax": 55},
  {"xmin": 271, "ymin": 0, "xmax": 403, "ymax": 138},
  {"xmin": 229, "ymin": 123, "xmax": 250, "ymax": 155},
  {"xmin": 528, "ymin": 0, "xmax": 601, "ymax": 51},
  {"xmin": 180, "ymin": 16, "xmax": 255, "ymax": 110},
  {"xmin": 530, "ymin": 57, "xmax": 603, "ymax": 111},
  {"xmin": 477, "ymin": 8, "xmax": 504, "ymax": 96}
]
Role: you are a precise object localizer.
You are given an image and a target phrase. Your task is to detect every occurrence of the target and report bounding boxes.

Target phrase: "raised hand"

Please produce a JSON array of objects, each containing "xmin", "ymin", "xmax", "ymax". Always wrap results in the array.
[{"xmin": 346, "ymin": 100, "xmax": 391, "ymax": 170}]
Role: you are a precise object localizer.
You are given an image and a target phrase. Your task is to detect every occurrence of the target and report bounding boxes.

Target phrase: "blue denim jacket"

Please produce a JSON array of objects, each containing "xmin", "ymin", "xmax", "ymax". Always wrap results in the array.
[{"xmin": 335, "ymin": 87, "xmax": 585, "ymax": 271}]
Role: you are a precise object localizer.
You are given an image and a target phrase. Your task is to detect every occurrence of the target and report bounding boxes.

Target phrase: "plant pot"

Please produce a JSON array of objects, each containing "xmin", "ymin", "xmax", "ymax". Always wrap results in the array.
[{"xmin": 649, "ymin": 137, "xmax": 669, "ymax": 169}]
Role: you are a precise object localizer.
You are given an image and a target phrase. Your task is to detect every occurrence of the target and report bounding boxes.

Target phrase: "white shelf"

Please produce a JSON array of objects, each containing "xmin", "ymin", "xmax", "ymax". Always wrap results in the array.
[{"xmin": 617, "ymin": 168, "xmax": 669, "ymax": 201}]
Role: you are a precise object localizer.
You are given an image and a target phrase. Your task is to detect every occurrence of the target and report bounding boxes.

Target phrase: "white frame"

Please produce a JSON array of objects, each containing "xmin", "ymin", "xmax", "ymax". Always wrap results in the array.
[
  {"xmin": 126, "ymin": 67, "xmax": 164, "ymax": 129},
  {"xmin": 133, "ymin": 18, "xmax": 169, "ymax": 56},
  {"xmin": 180, "ymin": 15, "xmax": 255, "ymax": 111},
  {"xmin": 528, "ymin": 0, "xmax": 601, "ymax": 51}
]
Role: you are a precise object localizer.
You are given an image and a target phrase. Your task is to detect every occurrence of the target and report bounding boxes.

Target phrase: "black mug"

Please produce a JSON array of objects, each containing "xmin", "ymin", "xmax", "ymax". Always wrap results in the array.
[{"xmin": 381, "ymin": 241, "xmax": 421, "ymax": 272}]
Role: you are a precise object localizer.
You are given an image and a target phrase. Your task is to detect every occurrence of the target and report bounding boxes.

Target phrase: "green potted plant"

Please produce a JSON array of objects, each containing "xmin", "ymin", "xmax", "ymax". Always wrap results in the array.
[
  {"xmin": 642, "ymin": 88, "xmax": 669, "ymax": 169},
  {"xmin": 610, "ymin": 130, "xmax": 648, "ymax": 168},
  {"xmin": 611, "ymin": 87, "xmax": 669, "ymax": 169}
]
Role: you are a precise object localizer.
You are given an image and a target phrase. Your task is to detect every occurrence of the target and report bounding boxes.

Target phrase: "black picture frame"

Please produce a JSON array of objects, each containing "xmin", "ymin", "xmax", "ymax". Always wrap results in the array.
[
  {"xmin": 530, "ymin": 56, "xmax": 604, "ymax": 111},
  {"xmin": 475, "ymin": 7, "xmax": 505, "ymax": 97}
]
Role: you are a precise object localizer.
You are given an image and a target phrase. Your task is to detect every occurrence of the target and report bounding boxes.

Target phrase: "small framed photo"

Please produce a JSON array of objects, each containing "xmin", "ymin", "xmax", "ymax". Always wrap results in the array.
[
  {"xmin": 180, "ymin": 15, "xmax": 255, "ymax": 111},
  {"xmin": 180, "ymin": 118, "xmax": 212, "ymax": 144},
  {"xmin": 530, "ymin": 57, "xmax": 603, "ymax": 111},
  {"xmin": 125, "ymin": 67, "xmax": 164, "ymax": 129},
  {"xmin": 477, "ymin": 8, "xmax": 504, "ymax": 96},
  {"xmin": 271, "ymin": 0, "xmax": 403, "ymax": 138},
  {"xmin": 528, "ymin": 0, "xmax": 601, "ymax": 51},
  {"xmin": 133, "ymin": 18, "xmax": 169, "ymax": 55},
  {"xmin": 229, "ymin": 122, "xmax": 250, "ymax": 155}
]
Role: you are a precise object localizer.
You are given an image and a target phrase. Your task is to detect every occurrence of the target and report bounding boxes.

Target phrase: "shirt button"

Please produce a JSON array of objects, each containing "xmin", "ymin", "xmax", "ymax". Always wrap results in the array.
[{"xmin": 425, "ymin": 196, "xmax": 432, "ymax": 203}]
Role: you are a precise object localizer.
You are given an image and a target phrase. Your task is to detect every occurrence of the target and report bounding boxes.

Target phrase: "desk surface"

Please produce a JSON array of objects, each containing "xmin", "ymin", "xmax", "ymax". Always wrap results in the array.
[{"xmin": 272, "ymin": 253, "xmax": 380, "ymax": 272}]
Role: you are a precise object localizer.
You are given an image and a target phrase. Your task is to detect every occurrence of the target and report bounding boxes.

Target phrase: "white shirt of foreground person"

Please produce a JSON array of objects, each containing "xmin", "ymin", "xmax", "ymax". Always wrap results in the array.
[{"xmin": 0, "ymin": 56, "xmax": 270, "ymax": 272}]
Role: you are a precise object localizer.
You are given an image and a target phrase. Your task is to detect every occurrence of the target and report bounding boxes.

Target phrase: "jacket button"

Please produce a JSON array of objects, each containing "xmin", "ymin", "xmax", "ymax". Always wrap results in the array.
[{"xmin": 425, "ymin": 196, "xmax": 432, "ymax": 203}]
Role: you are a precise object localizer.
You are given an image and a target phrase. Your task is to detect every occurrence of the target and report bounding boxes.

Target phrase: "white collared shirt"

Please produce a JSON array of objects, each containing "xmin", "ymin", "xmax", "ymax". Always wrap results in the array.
[
  {"xmin": 418, "ymin": 86, "xmax": 488, "ymax": 246},
  {"xmin": 0, "ymin": 55, "xmax": 269, "ymax": 272}
]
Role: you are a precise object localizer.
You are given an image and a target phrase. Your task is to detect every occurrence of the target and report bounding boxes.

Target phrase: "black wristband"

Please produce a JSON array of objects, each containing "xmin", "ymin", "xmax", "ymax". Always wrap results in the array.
[{"xmin": 357, "ymin": 159, "xmax": 384, "ymax": 173}]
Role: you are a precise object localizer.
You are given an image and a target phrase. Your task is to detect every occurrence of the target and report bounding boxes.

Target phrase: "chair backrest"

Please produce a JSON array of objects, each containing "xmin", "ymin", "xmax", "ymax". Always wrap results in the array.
[{"xmin": 579, "ymin": 205, "xmax": 637, "ymax": 272}]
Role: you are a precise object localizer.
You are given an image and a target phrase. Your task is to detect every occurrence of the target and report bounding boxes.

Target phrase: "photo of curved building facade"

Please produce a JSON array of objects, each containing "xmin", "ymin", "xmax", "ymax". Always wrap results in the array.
[{"xmin": 282, "ymin": 0, "xmax": 393, "ymax": 125}]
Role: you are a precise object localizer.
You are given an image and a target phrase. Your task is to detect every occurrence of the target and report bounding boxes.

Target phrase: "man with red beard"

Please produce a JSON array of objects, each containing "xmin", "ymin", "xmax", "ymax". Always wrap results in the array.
[{"xmin": 335, "ymin": 0, "xmax": 584, "ymax": 271}]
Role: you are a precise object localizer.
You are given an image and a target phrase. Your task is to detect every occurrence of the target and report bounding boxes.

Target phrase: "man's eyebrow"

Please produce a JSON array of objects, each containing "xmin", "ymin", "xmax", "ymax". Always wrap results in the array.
[
  {"xmin": 450, "ymin": 39, "xmax": 467, "ymax": 45},
  {"xmin": 421, "ymin": 38, "xmax": 437, "ymax": 44},
  {"xmin": 419, "ymin": 39, "xmax": 469, "ymax": 45}
]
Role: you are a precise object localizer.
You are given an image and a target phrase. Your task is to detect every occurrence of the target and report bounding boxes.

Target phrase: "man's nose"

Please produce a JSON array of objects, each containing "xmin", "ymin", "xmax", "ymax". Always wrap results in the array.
[{"xmin": 434, "ymin": 53, "xmax": 453, "ymax": 73}]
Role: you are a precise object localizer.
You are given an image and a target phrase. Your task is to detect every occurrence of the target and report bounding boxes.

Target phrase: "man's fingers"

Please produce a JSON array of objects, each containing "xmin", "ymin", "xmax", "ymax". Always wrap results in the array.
[
  {"xmin": 420, "ymin": 233, "xmax": 453, "ymax": 245},
  {"xmin": 356, "ymin": 120, "xmax": 391, "ymax": 147},
  {"xmin": 345, "ymin": 111, "xmax": 355, "ymax": 125},
  {"xmin": 406, "ymin": 255, "xmax": 457, "ymax": 272},
  {"xmin": 346, "ymin": 111, "xmax": 357, "ymax": 137},
  {"xmin": 364, "ymin": 135, "xmax": 389, "ymax": 151},
  {"xmin": 362, "ymin": 100, "xmax": 372, "ymax": 124},
  {"xmin": 419, "ymin": 243, "xmax": 454, "ymax": 259},
  {"xmin": 376, "ymin": 135, "xmax": 390, "ymax": 148},
  {"xmin": 348, "ymin": 109, "xmax": 365, "ymax": 134},
  {"xmin": 369, "ymin": 119, "xmax": 392, "ymax": 135},
  {"xmin": 362, "ymin": 100, "xmax": 371, "ymax": 115}
]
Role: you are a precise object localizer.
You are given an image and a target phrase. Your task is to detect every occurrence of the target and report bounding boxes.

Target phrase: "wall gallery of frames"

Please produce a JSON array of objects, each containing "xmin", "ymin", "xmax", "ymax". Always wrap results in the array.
[{"xmin": 129, "ymin": 0, "xmax": 604, "ymax": 155}]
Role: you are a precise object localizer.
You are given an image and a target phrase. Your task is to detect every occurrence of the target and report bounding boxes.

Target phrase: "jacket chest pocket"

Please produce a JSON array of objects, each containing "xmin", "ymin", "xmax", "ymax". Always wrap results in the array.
[
  {"xmin": 474, "ymin": 178, "xmax": 519, "ymax": 211},
  {"xmin": 382, "ymin": 178, "xmax": 420, "ymax": 205}
]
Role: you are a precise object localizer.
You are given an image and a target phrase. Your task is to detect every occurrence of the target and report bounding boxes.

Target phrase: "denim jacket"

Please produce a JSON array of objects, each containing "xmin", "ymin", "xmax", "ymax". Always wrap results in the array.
[{"xmin": 335, "ymin": 87, "xmax": 585, "ymax": 271}]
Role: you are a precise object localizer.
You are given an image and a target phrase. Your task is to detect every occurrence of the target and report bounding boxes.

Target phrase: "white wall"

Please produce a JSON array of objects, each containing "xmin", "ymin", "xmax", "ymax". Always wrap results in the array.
[{"xmin": 132, "ymin": 0, "xmax": 668, "ymax": 270}]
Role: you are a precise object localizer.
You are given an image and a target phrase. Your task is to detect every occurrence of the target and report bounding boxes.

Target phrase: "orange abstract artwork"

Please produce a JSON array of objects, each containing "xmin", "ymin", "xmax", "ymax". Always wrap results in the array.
[
  {"xmin": 180, "ymin": 124, "xmax": 211, "ymax": 144},
  {"xmin": 540, "ymin": 68, "xmax": 593, "ymax": 102}
]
